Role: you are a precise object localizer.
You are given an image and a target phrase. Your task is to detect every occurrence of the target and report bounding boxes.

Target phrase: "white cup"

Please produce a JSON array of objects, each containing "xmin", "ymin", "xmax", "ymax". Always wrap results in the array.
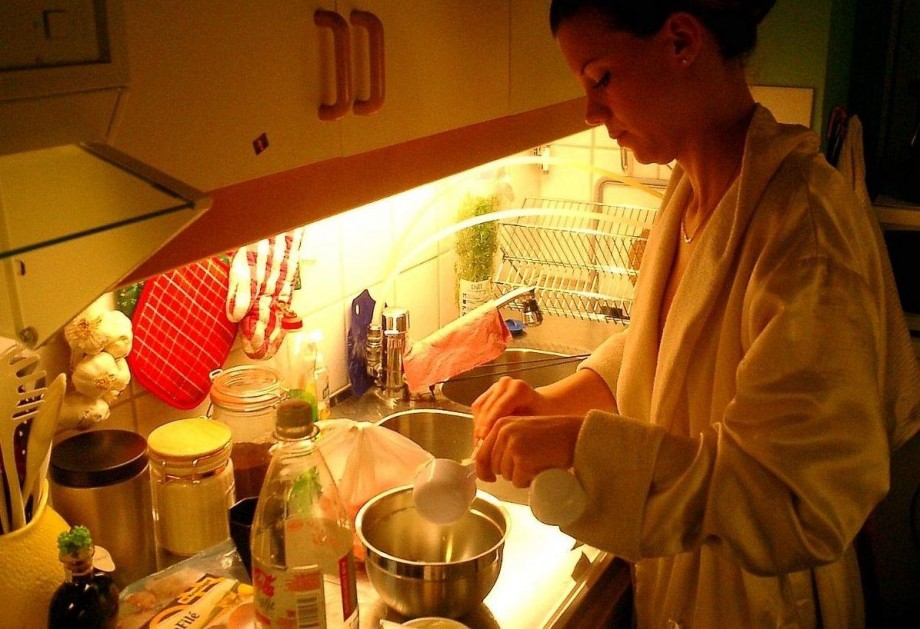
[{"xmin": 412, "ymin": 458, "xmax": 478, "ymax": 525}]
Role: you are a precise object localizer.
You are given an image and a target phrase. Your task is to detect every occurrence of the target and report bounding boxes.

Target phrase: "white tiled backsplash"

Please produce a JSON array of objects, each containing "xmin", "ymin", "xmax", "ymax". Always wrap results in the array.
[{"xmin": 65, "ymin": 126, "xmax": 665, "ymax": 438}]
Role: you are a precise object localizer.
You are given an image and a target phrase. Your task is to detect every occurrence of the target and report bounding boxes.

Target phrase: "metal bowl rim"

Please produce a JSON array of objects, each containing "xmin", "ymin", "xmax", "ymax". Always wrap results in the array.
[
  {"xmin": 355, "ymin": 485, "xmax": 510, "ymax": 568},
  {"xmin": 373, "ymin": 408, "xmax": 473, "ymax": 426}
]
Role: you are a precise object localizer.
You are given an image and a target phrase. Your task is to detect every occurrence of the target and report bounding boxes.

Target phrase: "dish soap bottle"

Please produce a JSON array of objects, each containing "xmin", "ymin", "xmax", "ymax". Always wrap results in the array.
[
  {"xmin": 274, "ymin": 308, "xmax": 318, "ymax": 419},
  {"xmin": 48, "ymin": 525, "xmax": 119, "ymax": 629},
  {"xmin": 312, "ymin": 331, "xmax": 331, "ymax": 420},
  {"xmin": 250, "ymin": 398, "xmax": 359, "ymax": 629}
]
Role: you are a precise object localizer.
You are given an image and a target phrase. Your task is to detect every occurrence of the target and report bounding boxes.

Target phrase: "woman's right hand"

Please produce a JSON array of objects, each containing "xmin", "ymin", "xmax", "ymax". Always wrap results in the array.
[{"xmin": 471, "ymin": 376, "xmax": 550, "ymax": 441}]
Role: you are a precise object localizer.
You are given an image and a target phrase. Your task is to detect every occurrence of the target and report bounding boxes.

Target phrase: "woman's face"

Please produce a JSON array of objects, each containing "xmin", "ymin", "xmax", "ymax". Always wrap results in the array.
[{"xmin": 556, "ymin": 10, "xmax": 684, "ymax": 165}]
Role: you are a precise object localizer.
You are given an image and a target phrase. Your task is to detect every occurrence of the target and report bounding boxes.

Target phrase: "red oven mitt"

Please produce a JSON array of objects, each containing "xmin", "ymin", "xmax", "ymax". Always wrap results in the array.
[{"xmin": 226, "ymin": 229, "xmax": 305, "ymax": 359}]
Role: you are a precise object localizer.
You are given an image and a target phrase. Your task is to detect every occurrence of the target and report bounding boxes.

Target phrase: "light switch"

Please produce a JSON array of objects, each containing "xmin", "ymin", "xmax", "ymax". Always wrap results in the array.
[{"xmin": 43, "ymin": 9, "xmax": 74, "ymax": 40}]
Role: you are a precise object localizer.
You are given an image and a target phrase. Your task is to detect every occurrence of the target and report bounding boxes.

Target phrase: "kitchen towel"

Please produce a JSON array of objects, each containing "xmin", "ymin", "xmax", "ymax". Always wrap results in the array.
[
  {"xmin": 403, "ymin": 303, "xmax": 510, "ymax": 393},
  {"xmin": 127, "ymin": 257, "xmax": 238, "ymax": 410}
]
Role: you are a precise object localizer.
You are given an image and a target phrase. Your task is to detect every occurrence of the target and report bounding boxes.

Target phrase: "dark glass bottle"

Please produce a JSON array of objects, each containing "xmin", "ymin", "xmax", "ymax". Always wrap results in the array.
[{"xmin": 48, "ymin": 526, "xmax": 119, "ymax": 629}]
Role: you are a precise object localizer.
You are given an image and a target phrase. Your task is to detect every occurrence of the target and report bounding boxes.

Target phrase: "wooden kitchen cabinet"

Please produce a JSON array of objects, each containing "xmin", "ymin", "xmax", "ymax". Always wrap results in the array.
[
  {"xmin": 337, "ymin": 1, "xmax": 509, "ymax": 157},
  {"xmin": 114, "ymin": 1, "xmax": 340, "ymax": 193},
  {"xmin": 114, "ymin": 2, "xmax": 510, "ymax": 192},
  {"xmin": 510, "ymin": 0, "xmax": 582, "ymax": 115}
]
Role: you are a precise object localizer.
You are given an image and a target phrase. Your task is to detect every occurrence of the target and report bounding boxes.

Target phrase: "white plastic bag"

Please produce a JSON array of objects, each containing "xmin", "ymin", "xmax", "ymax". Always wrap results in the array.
[{"xmin": 315, "ymin": 419, "xmax": 433, "ymax": 558}]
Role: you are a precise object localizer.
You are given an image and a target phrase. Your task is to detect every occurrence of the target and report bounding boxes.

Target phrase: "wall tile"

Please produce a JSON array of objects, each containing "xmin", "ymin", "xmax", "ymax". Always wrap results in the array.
[
  {"xmin": 438, "ymin": 250, "xmax": 460, "ymax": 327},
  {"xmin": 341, "ymin": 199, "xmax": 394, "ymax": 296},
  {"xmin": 292, "ymin": 214, "xmax": 343, "ymax": 316},
  {"xmin": 390, "ymin": 183, "xmax": 442, "ymax": 269},
  {"xmin": 394, "ymin": 258, "xmax": 440, "ymax": 341},
  {"xmin": 300, "ymin": 300, "xmax": 348, "ymax": 396}
]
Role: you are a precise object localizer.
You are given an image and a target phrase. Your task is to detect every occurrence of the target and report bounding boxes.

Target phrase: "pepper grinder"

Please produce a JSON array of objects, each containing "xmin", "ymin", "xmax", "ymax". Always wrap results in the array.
[{"xmin": 381, "ymin": 307, "xmax": 410, "ymax": 399}]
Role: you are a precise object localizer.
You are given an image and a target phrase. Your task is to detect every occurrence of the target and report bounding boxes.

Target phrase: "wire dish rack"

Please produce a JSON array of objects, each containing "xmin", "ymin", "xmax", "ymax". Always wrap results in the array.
[{"xmin": 493, "ymin": 196, "xmax": 659, "ymax": 323}]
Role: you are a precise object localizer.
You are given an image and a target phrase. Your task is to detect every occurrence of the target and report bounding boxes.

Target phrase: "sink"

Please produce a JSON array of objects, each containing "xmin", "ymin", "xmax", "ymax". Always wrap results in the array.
[
  {"xmin": 439, "ymin": 348, "xmax": 583, "ymax": 408},
  {"xmin": 376, "ymin": 409, "xmax": 530, "ymax": 505}
]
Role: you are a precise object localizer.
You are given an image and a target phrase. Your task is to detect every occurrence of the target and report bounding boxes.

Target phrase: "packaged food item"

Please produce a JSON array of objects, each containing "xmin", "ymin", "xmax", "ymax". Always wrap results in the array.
[
  {"xmin": 250, "ymin": 399, "xmax": 359, "ymax": 628},
  {"xmin": 116, "ymin": 539, "xmax": 252, "ymax": 629}
]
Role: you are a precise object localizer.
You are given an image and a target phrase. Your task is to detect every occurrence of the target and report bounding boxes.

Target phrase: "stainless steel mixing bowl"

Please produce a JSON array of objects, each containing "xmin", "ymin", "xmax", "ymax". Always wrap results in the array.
[{"xmin": 356, "ymin": 485, "xmax": 509, "ymax": 619}]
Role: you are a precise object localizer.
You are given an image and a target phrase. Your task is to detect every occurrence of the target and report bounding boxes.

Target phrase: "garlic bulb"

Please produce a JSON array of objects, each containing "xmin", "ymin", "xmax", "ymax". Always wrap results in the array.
[
  {"xmin": 58, "ymin": 392, "xmax": 111, "ymax": 431},
  {"xmin": 101, "ymin": 310, "xmax": 134, "ymax": 358},
  {"xmin": 112, "ymin": 357, "xmax": 131, "ymax": 392},
  {"xmin": 63, "ymin": 305, "xmax": 108, "ymax": 355},
  {"xmin": 72, "ymin": 351, "xmax": 120, "ymax": 399}
]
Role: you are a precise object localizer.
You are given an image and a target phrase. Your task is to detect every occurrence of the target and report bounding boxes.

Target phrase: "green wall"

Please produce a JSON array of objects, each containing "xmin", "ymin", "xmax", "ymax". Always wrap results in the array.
[{"xmin": 748, "ymin": 0, "xmax": 856, "ymax": 140}]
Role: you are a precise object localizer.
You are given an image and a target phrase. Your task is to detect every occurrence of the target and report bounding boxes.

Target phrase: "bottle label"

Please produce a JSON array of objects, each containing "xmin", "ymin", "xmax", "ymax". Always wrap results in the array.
[
  {"xmin": 459, "ymin": 278, "xmax": 491, "ymax": 316},
  {"xmin": 252, "ymin": 516, "xmax": 359, "ymax": 629},
  {"xmin": 253, "ymin": 563, "xmax": 326, "ymax": 629}
]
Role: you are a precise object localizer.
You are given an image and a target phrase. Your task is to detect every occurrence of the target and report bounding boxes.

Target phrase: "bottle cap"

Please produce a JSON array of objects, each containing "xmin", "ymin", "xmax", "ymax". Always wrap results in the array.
[
  {"xmin": 281, "ymin": 309, "xmax": 303, "ymax": 331},
  {"xmin": 274, "ymin": 398, "xmax": 315, "ymax": 440}
]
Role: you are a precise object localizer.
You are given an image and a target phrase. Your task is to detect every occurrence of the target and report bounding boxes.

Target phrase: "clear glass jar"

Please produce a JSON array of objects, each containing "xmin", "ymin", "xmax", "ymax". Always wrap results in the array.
[
  {"xmin": 210, "ymin": 365, "xmax": 284, "ymax": 500},
  {"xmin": 147, "ymin": 418, "xmax": 235, "ymax": 564}
]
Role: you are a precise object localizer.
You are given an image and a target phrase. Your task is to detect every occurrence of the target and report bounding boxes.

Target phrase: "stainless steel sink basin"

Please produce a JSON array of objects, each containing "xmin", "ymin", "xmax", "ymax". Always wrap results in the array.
[
  {"xmin": 376, "ymin": 408, "xmax": 530, "ymax": 505},
  {"xmin": 439, "ymin": 348, "xmax": 583, "ymax": 408}
]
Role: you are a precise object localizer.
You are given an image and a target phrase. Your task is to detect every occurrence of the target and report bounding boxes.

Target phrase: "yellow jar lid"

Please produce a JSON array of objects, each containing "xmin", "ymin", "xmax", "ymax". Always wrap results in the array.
[{"xmin": 148, "ymin": 417, "xmax": 232, "ymax": 460}]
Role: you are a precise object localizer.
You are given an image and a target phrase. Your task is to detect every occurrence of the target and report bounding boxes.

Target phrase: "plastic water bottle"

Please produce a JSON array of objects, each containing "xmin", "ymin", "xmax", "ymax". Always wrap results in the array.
[{"xmin": 250, "ymin": 399, "xmax": 359, "ymax": 629}]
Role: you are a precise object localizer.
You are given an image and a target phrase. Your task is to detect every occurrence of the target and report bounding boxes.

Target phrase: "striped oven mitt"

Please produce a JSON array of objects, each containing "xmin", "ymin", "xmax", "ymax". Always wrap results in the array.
[{"xmin": 226, "ymin": 228, "xmax": 305, "ymax": 359}]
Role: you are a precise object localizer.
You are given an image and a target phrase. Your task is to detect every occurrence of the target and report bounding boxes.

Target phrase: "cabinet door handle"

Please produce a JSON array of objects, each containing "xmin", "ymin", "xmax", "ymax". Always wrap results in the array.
[
  {"xmin": 350, "ymin": 10, "xmax": 385, "ymax": 116},
  {"xmin": 314, "ymin": 9, "xmax": 352, "ymax": 121}
]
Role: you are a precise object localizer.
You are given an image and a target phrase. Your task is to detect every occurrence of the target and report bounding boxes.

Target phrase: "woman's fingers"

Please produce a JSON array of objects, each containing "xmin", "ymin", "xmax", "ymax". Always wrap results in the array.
[
  {"xmin": 474, "ymin": 415, "xmax": 584, "ymax": 487},
  {"xmin": 472, "ymin": 377, "xmax": 537, "ymax": 440}
]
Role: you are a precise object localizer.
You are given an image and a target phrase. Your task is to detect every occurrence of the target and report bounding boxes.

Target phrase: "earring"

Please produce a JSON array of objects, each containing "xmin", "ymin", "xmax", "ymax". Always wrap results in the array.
[{"xmin": 679, "ymin": 58, "xmax": 689, "ymax": 66}]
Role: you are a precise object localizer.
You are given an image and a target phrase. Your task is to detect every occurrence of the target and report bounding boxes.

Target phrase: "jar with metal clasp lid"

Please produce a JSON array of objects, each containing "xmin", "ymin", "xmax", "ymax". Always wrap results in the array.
[
  {"xmin": 209, "ymin": 365, "xmax": 284, "ymax": 500},
  {"xmin": 147, "ymin": 418, "xmax": 235, "ymax": 566}
]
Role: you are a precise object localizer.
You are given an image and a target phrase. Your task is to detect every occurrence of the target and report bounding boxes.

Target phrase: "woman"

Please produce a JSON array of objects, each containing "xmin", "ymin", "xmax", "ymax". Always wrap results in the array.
[{"xmin": 472, "ymin": 1, "xmax": 920, "ymax": 626}]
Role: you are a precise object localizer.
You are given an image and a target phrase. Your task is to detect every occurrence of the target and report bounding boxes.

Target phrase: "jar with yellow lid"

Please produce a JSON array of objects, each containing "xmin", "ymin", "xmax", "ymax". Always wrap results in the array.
[{"xmin": 147, "ymin": 417, "xmax": 235, "ymax": 564}]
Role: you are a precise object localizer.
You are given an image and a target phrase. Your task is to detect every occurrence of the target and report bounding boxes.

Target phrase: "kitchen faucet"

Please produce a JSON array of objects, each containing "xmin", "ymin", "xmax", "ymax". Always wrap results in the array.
[{"xmin": 367, "ymin": 287, "xmax": 543, "ymax": 402}]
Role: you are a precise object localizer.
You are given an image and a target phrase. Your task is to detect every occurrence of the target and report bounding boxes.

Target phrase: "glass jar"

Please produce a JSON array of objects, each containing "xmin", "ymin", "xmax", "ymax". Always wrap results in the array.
[
  {"xmin": 147, "ymin": 418, "xmax": 235, "ymax": 564},
  {"xmin": 210, "ymin": 365, "xmax": 284, "ymax": 500}
]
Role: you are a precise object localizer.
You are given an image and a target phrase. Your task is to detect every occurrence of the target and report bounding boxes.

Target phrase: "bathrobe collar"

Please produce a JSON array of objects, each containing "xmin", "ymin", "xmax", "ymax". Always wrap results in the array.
[{"xmin": 619, "ymin": 105, "xmax": 819, "ymax": 429}]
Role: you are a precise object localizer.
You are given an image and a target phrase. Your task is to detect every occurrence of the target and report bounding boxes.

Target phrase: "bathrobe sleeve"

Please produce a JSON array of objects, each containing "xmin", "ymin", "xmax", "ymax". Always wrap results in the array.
[
  {"xmin": 562, "ymin": 166, "xmax": 893, "ymax": 576},
  {"xmin": 577, "ymin": 327, "xmax": 628, "ymax": 391}
]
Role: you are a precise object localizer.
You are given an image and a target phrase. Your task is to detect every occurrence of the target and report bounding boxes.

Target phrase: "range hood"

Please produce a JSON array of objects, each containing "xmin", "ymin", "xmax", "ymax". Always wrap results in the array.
[
  {"xmin": 0, "ymin": 1, "xmax": 210, "ymax": 347},
  {"xmin": 0, "ymin": 143, "xmax": 210, "ymax": 347}
]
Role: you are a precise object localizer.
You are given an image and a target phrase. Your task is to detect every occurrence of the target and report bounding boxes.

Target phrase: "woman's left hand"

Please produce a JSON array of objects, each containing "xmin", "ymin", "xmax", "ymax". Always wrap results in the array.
[{"xmin": 474, "ymin": 414, "xmax": 584, "ymax": 487}]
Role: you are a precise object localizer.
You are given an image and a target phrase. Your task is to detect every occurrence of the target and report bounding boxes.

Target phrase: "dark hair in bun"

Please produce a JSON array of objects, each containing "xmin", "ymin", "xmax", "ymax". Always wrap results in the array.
[{"xmin": 549, "ymin": 1, "xmax": 777, "ymax": 59}]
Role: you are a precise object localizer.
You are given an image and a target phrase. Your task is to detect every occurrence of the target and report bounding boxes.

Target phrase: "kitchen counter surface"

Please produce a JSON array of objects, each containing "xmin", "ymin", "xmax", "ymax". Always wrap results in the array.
[
  {"xmin": 330, "ymin": 338, "xmax": 629, "ymax": 628},
  {"xmin": 355, "ymin": 502, "xmax": 621, "ymax": 629}
]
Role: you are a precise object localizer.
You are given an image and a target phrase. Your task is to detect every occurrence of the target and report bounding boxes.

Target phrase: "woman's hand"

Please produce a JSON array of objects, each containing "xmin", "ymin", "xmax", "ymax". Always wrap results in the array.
[
  {"xmin": 474, "ymin": 414, "xmax": 584, "ymax": 487},
  {"xmin": 471, "ymin": 376, "xmax": 550, "ymax": 441}
]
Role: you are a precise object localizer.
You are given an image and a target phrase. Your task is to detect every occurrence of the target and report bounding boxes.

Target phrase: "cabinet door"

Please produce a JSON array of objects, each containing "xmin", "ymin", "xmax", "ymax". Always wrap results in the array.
[
  {"xmin": 509, "ymin": 0, "xmax": 581, "ymax": 114},
  {"xmin": 337, "ymin": 0, "xmax": 509, "ymax": 156},
  {"xmin": 114, "ymin": 2, "xmax": 341, "ymax": 192}
]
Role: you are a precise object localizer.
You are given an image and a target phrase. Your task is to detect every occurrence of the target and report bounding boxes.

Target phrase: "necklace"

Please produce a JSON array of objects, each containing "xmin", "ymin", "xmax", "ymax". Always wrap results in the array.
[
  {"xmin": 681, "ymin": 166, "xmax": 742, "ymax": 244},
  {"xmin": 680, "ymin": 214, "xmax": 708, "ymax": 244}
]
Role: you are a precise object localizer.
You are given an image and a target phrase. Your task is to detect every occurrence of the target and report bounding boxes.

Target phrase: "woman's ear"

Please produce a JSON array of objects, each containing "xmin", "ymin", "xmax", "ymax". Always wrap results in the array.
[{"xmin": 662, "ymin": 12, "xmax": 704, "ymax": 66}]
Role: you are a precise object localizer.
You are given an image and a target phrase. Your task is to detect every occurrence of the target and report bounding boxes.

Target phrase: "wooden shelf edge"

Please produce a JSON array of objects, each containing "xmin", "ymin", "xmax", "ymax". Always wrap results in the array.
[{"xmin": 122, "ymin": 97, "xmax": 586, "ymax": 285}]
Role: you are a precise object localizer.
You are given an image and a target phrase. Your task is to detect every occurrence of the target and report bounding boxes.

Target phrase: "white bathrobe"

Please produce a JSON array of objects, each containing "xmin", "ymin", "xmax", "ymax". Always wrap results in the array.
[{"xmin": 569, "ymin": 105, "xmax": 920, "ymax": 628}]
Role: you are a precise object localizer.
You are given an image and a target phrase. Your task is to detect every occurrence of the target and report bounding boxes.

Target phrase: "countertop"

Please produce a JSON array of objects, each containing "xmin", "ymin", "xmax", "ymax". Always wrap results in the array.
[{"xmin": 329, "ymin": 337, "xmax": 629, "ymax": 628}]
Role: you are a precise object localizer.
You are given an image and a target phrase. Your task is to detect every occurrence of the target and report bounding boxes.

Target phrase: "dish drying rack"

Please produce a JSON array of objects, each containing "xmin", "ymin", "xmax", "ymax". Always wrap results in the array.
[{"xmin": 493, "ymin": 196, "xmax": 658, "ymax": 323}]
